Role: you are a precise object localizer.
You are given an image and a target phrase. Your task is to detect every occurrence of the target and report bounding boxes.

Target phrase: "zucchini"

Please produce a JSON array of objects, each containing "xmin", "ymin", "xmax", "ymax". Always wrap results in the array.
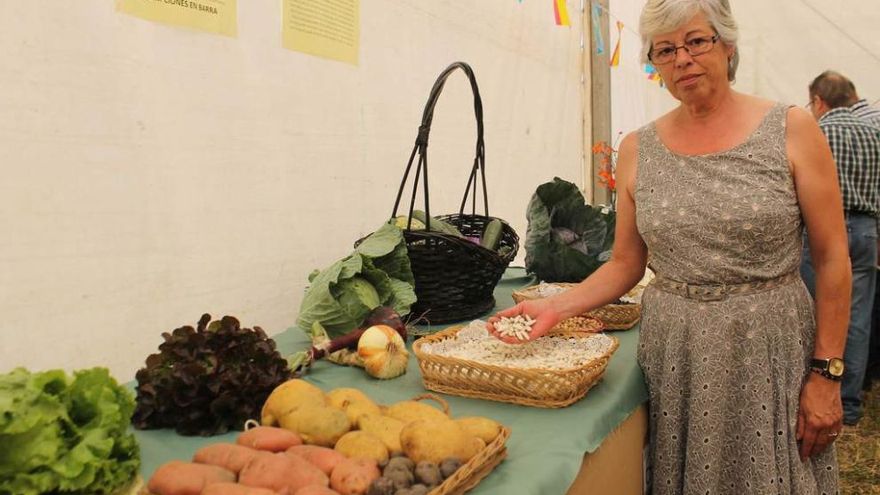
[
  {"xmin": 480, "ymin": 218, "xmax": 504, "ymax": 250},
  {"xmin": 390, "ymin": 215, "xmax": 426, "ymax": 230},
  {"xmin": 411, "ymin": 210, "xmax": 464, "ymax": 237}
]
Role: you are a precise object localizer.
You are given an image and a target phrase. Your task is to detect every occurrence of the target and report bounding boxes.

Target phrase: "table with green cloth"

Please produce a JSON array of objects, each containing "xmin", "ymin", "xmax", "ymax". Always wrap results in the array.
[{"xmin": 133, "ymin": 267, "xmax": 649, "ymax": 494}]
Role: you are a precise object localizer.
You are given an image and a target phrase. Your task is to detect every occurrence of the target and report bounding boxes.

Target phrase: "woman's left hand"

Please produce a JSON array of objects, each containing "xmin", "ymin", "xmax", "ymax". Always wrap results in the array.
[{"xmin": 796, "ymin": 372, "xmax": 843, "ymax": 460}]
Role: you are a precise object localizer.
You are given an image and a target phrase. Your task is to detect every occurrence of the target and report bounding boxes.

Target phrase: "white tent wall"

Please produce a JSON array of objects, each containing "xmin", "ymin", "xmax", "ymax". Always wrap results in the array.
[
  {"xmin": 609, "ymin": 0, "xmax": 880, "ymax": 139},
  {"xmin": 608, "ymin": 0, "xmax": 676, "ymax": 141},
  {"xmin": 0, "ymin": 2, "xmax": 588, "ymax": 381},
  {"xmin": 733, "ymin": 0, "xmax": 879, "ymax": 106}
]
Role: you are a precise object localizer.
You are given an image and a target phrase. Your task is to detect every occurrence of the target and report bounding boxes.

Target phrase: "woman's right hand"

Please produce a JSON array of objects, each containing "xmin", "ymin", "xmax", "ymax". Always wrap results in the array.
[{"xmin": 487, "ymin": 298, "xmax": 563, "ymax": 344}]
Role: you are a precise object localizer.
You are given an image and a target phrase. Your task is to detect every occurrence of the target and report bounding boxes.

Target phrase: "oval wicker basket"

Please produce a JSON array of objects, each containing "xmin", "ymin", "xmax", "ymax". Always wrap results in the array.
[
  {"xmin": 511, "ymin": 282, "xmax": 642, "ymax": 330},
  {"xmin": 413, "ymin": 323, "xmax": 619, "ymax": 408}
]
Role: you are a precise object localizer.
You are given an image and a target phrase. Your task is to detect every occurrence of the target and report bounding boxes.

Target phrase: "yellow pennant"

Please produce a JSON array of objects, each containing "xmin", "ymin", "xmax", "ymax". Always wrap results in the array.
[
  {"xmin": 610, "ymin": 21, "xmax": 623, "ymax": 66},
  {"xmin": 554, "ymin": 0, "xmax": 570, "ymax": 26}
]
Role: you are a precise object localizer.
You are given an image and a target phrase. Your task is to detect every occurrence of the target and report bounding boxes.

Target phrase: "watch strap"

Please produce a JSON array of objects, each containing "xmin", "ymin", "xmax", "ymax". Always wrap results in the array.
[
  {"xmin": 809, "ymin": 358, "xmax": 844, "ymax": 381},
  {"xmin": 810, "ymin": 367, "xmax": 843, "ymax": 382}
]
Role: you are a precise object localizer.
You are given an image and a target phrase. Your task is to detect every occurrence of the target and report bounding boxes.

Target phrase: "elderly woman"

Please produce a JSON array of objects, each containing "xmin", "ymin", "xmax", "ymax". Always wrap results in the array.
[{"xmin": 489, "ymin": 0, "xmax": 849, "ymax": 492}]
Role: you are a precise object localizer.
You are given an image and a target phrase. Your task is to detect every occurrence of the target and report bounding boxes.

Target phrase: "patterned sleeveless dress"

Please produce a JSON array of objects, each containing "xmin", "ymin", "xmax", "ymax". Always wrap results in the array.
[{"xmin": 634, "ymin": 103, "xmax": 839, "ymax": 494}]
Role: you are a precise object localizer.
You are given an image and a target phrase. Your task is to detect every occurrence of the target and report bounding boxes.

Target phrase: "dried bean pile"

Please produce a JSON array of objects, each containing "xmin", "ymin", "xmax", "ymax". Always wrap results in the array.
[{"xmin": 420, "ymin": 320, "xmax": 614, "ymax": 371}]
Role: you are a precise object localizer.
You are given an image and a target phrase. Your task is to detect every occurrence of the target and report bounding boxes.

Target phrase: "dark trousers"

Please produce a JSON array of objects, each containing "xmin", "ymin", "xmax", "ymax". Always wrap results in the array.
[{"xmin": 868, "ymin": 271, "xmax": 880, "ymax": 389}]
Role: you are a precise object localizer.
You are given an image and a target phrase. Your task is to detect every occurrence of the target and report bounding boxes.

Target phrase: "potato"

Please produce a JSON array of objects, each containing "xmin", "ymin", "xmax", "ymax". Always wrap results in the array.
[
  {"xmin": 399, "ymin": 419, "xmax": 474, "ymax": 464},
  {"xmin": 237, "ymin": 425, "xmax": 303, "ymax": 452},
  {"xmin": 192, "ymin": 443, "xmax": 259, "ymax": 473},
  {"xmin": 201, "ymin": 483, "xmax": 278, "ymax": 495},
  {"xmin": 262, "ymin": 379, "xmax": 327, "ymax": 426},
  {"xmin": 454, "ymin": 416, "xmax": 502, "ymax": 443},
  {"xmin": 327, "ymin": 388, "xmax": 370, "ymax": 408},
  {"xmin": 356, "ymin": 414, "xmax": 404, "ymax": 454},
  {"xmin": 287, "ymin": 444, "xmax": 348, "ymax": 475},
  {"xmin": 330, "ymin": 458, "xmax": 381, "ymax": 495},
  {"xmin": 294, "ymin": 485, "xmax": 342, "ymax": 495},
  {"xmin": 239, "ymin": 451, "xmax": 329, "ymax": 493},
  {"xmin": 334, "ymin": 431, "xmax": 389, "ymax": 464},
  {"xmin": 279, "ymin": 404, "xmax": 351, "ymax": 447},
  {"xmin": 147, "ymin": 460, "xmax": 236, "ymax": 495},
  {"xmin": 461, "ymin": 436, "xmax": 486, "ymax": 461},
  {"xmin": 414, "ymin": 461, "xmax": 442, "ymax": 487},
  {"xmin": 383, "ymin": 400, "xmax": 448, "ymax": 425},
  {"xmin": 326, "ymin": 388, "xmax": 382, "ymax": 425}
]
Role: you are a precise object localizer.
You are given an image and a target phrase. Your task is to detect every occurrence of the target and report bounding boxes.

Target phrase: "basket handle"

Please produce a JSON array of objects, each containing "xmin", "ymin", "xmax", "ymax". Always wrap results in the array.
[
  {"xmin": 391, "ymin": 61, "xmax": 489, "ymax": 232},
  {"xmin": 410, "ymin": 393, "xmax": 451, "ymax": 415}
]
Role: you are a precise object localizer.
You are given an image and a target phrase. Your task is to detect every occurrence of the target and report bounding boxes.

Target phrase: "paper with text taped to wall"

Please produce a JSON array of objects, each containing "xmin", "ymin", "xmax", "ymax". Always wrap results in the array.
[
  {"xmin": 283, "ymin": 0, "xmax": 359, "ymax": 65},
  {"xmin": 116, "ymin": 0, "xmax": 237, "ymax": 37}
]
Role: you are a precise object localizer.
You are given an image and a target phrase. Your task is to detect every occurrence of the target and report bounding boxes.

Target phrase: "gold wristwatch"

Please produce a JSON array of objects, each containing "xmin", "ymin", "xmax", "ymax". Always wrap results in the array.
[{"xmin": 810, "ymin": 357, "xmax": 845, "ymax": 381}]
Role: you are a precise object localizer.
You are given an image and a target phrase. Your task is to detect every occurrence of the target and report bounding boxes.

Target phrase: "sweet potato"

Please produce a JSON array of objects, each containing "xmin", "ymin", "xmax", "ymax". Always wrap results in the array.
[
  {"xmin": 193, "ymin": 443, "xmax": 260, "ymax": 473},
  {"xmin": 147, "ymin": 460, "xmax": 236, "ymax": 495},
  {"xmin": 239, "ymin": 451, "xmax": 329, "ymax": 493},
  {"xmin": 286, "ymin": 445, "xmax": 347, "ymax": 475},
  {"xmin": 329, "ymin": 458, "xmax": 381, "ymax": 495},
  {"xmin": 295, "ymin": 486, "xmax": 342, "ymax": 495},
  {"xmin": 201, "ymin": 483, "xmax": 279, "ymax": 495},
  {"xmin": 238, "ymin": 425, "xmax": 304, "ymax": 452}
]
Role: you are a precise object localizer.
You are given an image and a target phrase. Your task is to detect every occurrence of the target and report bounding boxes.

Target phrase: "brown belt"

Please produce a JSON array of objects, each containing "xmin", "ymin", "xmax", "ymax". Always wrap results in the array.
[{"xmin": 651, "ymin": 271, "xmax": 801, "ymax": 302}]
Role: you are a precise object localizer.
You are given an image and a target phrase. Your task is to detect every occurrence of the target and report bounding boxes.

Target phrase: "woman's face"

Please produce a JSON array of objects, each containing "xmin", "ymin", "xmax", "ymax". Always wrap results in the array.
[{"xmin": 649, "ymin": 11, "xmax": 735, "ymax": 104}]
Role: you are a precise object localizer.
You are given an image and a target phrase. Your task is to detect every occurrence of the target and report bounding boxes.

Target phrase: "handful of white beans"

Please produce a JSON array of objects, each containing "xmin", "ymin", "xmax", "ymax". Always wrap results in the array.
[{"xmin": 494, "ymin": 315, "xmax": 535, "ymax": 341}]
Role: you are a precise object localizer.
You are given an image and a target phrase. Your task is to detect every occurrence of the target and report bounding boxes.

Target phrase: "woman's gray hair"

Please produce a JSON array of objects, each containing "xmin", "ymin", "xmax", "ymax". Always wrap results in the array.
[{"xmin": 639, "ymin": 0, "xmax": 739, "ymax": 82}]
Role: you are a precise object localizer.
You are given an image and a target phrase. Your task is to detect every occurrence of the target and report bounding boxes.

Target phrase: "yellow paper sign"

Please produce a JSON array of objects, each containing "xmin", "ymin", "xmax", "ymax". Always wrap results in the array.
[
  {"xmin": 116, "ymin": 0, "xmax": 237, "ymax": 37},
  {"xmin": 283, "ymin": 0, "xmax": 360, "ymax": 65}
]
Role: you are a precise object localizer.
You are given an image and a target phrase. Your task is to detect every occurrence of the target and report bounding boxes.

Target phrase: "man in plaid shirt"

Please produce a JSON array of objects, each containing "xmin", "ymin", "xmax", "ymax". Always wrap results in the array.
[
  {"xmin": 852, "ymin": 98, "xmax": 880, "ymax": 129},
  {"xmin": 801, "ymin": 70, "xmax": 880, "ymax": 426}
]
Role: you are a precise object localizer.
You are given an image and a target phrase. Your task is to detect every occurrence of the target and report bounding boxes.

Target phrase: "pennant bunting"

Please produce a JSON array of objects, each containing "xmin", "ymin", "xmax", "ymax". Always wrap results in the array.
[
  {"xmin": 644, "ymin": 63, "xmax": 664, "ymax": 86},
  {"xmin": 609, "ymin": 20, "xmax": 623, "ymax": 66},
  {"xmin": 554, "ymin": 0, "xmax": 570, "ymax": 26},
  {"xmin": 591, "ymin": 3, "xmax": 604, "ymax": 54}
]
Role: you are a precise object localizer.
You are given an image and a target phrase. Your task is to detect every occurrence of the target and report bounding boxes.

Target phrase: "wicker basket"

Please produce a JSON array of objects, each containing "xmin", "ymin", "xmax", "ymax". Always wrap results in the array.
[
  {"xmin": 413, "ymin": 325, "xmax": 619, "ymax": 408},
  {"xmin": 381, "ymin": 61, "xmax": 519, "ymax": 324},
  {"xmin": 512, "ymin": 282, "xmax": 642, "ymax": 330},
  {"xmin": 141, "ymin": 395, "xmax": 509, "ymax": 495}
]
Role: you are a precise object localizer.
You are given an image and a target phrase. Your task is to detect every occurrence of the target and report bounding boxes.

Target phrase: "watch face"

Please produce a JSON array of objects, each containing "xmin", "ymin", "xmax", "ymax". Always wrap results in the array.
[{"xmin": 828, "ymin": 358, "xmax": 845, "ymax": 377}]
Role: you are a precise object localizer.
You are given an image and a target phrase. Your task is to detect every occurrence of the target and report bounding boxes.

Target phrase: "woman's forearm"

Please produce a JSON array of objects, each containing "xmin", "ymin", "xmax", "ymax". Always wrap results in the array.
[{"xmin": 812, "ymin": 254, "xmax": 851, "ymax": 358}]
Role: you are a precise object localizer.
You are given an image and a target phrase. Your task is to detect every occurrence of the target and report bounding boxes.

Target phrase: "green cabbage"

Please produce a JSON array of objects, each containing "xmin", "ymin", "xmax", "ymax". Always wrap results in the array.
[
  {"xmin": 296, "ymin": 223, "xmax": 416, "ymax": 338},
  {"xmin": 524, "ymin": 177, "xmax": 616, "ymax": 282},
  {"xmin": 0, "ymin": 367, "xmax": 140, "ymax": 495}
]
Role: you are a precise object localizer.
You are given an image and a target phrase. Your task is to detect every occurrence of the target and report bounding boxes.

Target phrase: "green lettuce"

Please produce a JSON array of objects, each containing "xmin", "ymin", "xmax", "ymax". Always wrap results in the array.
[
  {"xmin": 296, "ymin": 223, "xmax": 416, "ymax": 338},
  {"xmin": 524, "ymin": 177, "xmax": 616, "ymax": 282},
  {"xmin": 0, "ymin": 367, "xmax": 140, "ymax": 495}
]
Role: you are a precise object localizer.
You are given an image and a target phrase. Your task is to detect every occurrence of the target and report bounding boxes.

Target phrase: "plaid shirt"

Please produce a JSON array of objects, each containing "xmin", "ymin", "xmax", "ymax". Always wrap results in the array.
[
  {"xmin": 818, "ymin": 106, "xmax": 880, "ymax": 217},
  {"xmin": 852, "ymin": 99, "xmax": 880, "ymax": 129}
]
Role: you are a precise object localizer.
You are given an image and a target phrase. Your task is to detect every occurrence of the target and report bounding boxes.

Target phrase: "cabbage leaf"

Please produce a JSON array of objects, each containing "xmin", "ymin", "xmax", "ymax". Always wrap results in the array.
[{"xmin": 296, "ymin": 223, "xmax": 416, "ymax": 338}]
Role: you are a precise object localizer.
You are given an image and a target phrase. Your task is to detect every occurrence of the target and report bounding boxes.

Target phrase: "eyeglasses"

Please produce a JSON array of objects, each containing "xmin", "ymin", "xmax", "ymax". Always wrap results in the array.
[{"xmin": 648, "ymin": 34, "xmax": 719, "ymax": 65}]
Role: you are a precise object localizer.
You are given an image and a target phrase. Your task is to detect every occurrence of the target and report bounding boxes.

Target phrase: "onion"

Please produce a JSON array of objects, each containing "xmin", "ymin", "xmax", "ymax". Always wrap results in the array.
[
  {"xmin": 357, "ymin": 325, "xmax": 409, "ymax": 379},
  {"xmin": 288, "ymin": 306, "xmax": 409, "ymax": 376}
]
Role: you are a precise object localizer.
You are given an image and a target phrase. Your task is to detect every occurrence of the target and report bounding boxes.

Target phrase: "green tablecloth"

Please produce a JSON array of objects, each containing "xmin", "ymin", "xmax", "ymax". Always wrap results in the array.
[{"xmin": 133, "ymin": 268, "xmax": 648, "ymax": 494}]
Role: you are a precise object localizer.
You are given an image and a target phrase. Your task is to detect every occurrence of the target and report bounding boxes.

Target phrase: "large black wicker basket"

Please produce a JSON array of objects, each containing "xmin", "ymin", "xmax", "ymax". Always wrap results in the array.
[{"xmin": 385, "ymin": 62, "xmax": 519, "ymax": 324}]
